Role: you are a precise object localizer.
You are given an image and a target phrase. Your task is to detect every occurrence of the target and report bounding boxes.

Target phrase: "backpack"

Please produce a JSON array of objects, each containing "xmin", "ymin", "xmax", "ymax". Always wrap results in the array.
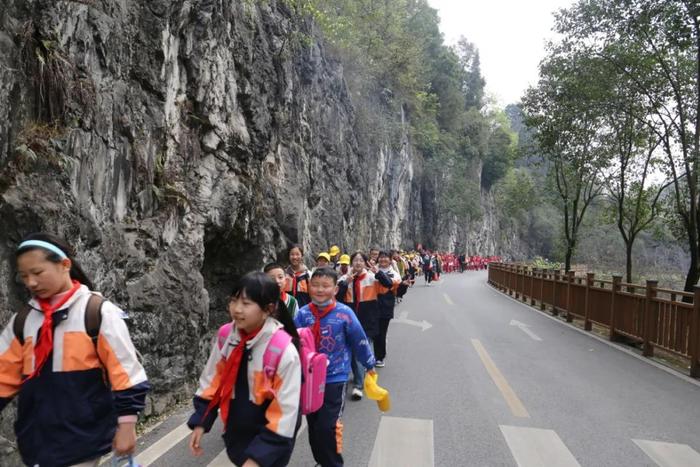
[
  {"xmin": 216, "ymin": 324, "xmax": 328, "ymax": 415},
  {"xmin": 14, "ymin": 294, "xmax": 104, "ymax": 346},
  {"xmin": 297, "ymin": 327, "xmax": 327, "ymax": 414}
]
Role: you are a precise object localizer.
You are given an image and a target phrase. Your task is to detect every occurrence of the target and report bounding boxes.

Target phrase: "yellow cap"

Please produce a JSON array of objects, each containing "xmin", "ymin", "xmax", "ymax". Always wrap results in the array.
[
  {"xmin": 317, "ymin": 252, "xmax": 331, "ymax": 262},
  {"xmin": 329, "ymin": 245, "xmax": 340, "ymax": 256},
  {"xmin": 339, "ymin": 254, "xmax": 350, "ymax": 265}
]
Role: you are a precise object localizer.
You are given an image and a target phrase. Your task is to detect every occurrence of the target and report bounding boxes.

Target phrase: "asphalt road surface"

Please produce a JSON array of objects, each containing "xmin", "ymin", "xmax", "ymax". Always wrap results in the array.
[{"xmin": 118, "ymin": 271, "xmax": 700, "ymax": 466}]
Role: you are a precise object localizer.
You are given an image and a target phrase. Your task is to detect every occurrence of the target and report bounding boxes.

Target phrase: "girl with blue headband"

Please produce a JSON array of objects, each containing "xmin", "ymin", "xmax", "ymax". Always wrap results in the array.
[{"xmin": 0, "ymin": 232, "xmax": 150, "ymax": 466}]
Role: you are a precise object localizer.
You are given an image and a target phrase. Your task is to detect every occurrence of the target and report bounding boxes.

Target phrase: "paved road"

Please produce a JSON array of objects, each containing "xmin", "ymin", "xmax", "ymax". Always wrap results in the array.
[{"xmin": 122, "ymin": 271, "xmax": 700, "ymax": 466}]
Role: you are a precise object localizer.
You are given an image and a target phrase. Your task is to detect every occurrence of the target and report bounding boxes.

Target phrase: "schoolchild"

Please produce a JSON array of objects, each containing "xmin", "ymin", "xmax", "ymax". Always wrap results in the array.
[
  {"xmin": 0, "ymin": 233, "xmax": 150, "ymax": 467},
  {"xmin": 285, "ymin": 244, "xmax": 311, "ymax": 307},
  {"xmin": 189, "ymin": 272, "xmax": 302, "ymax": 467},
  {"xmin": 336, "ymin": 252, "xmax": 393, "ymax": 400},
  {"xmin": 374, "ymin": 251, "xmax": 402, "ymax": 368},
  {"xmin": 328, "ymin": 245, "xmax": 341, "ymax": 269},
  {"xmin": 293, "ymin": 267, "xmax": 375, "ymax": 467},
  {"xmin": 315, "ymin": 252, "xmax": 332, "ymax": 272},
  {"xmin": 264, "ymin": 262, "xmax": 299, "ymax": 319},
  {"xmin": 336, "ymin": 254, "xmax": 350, "ymax": 276}
]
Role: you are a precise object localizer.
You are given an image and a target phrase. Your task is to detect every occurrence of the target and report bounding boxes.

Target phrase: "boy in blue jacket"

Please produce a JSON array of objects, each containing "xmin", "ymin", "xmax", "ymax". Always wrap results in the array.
[{"xmin": 294, "ymin": 267, "xmax": 376, "ymax": 467}]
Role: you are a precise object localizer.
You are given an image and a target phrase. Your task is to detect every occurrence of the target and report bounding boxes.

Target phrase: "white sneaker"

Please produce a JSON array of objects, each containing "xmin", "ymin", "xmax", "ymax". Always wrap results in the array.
[
  {"xmin": 351, "ymin": 388, "xmax": 363, "ymax": 400},
  {"xmin": 375, "ymin": 360, "xmax": 385, "ymax": 368}
]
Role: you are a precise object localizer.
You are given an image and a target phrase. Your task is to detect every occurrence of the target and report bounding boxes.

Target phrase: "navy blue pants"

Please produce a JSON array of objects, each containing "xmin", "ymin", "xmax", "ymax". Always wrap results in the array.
[{"xmin": 306, "ymin": 382, "xmax": 346, "ymax": 467}]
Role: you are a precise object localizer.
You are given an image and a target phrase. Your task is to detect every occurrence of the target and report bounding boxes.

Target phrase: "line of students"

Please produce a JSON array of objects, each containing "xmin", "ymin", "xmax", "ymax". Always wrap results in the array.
[{"xmin": 0, "ymin": 235, "xmax": 408, "ymax": 467}]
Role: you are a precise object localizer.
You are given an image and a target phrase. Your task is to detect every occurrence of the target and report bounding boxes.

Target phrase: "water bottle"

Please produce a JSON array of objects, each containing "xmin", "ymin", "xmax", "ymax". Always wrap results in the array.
[{"xmin": 111, "ymin": 454, "xmax": 141, "ymax": 467}]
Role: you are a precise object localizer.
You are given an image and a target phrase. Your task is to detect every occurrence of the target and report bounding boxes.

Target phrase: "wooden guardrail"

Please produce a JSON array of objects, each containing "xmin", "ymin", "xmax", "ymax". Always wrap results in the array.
[{"xmin": 487, "ymin": 262, "xmax": 700, "ymax": 378}]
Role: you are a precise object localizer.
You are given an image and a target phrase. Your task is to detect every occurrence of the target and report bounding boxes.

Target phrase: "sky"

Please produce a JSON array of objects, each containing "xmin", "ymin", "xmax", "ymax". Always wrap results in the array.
[{"xmin": 427, "ymin": 0, "xmax": 576, "ymax": 106}]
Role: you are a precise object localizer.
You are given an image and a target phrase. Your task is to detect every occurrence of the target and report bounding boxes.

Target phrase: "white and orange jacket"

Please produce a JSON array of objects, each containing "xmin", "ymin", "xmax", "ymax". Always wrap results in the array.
[
  {"xmin": 188, "ymin": 317, "xmax": 301, "ymax": 466},
  {"xmin": 0, "ymin": 284, "xmax": 150, "ymax": 467}
]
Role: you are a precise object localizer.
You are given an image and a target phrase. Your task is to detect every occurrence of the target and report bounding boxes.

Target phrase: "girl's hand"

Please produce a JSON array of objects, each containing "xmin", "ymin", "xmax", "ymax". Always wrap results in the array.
[
  {"xmin": 113, "ymin": 422, "xmax": 137, "ymax": 456},
  {"xmin": 190, "ymin": 427, "xmax": 205, "ymax": 456},
  {"xmin": 242, "ymin": 459, "xmax": 261, "ymax": 467}
]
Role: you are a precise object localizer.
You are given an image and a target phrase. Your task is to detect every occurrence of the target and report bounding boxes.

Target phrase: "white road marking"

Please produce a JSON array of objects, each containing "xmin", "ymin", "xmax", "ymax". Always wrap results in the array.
[
  {"xmin": 509, "ymin": 319, "xmax": 542, "ymax": 341},
  {"xmin": 395, "ymin": 311, "xmax": 432, "ymax": 331},
  {"xmin": 633, "ymin": 439, "xmax": 700, "ymax": 467},
  {"xmin": 135, "ymin": 423, "xmax": 191, "ymax": 466},
  {"xmin": 500, "ymin": 425, "xmax": 581, "ymax": 467},
  {"xmin": 206, "ymin": 449, "xmax": 234, "ymax": 467},
  {"xmin": 443, "ymin": 293, "xmax": 454, "ymax": 305},
  {"xmin": 368, "ymin": 416, "xmax": 434, "ymax": 467}
]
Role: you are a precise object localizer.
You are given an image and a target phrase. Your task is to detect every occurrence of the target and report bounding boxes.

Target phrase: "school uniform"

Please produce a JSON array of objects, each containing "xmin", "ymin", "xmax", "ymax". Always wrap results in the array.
[
  {"xmin": 0, "ymin": 285, "xmax": 150, "ymax": 467},
  {"xmin": 374, "ymin": 269, "xmax": 401, "ymax": 361},
  {"xmin": 294, "ymin": 301, "xmax": 375, "ymax": 467},
  {"xmin": 337, "ymin": 271, "xmax": 392, "ymax": 390},
  {"xmin": 283, "ymin": 292, "xmax": 299, "ymax": 319},
  {"xmin": 189, "ymin": 317, "xmax": 301, "ymax": 467},
  {"xmin": 285, "ymin": 266, "xmax": 311, "ymax": 307}
]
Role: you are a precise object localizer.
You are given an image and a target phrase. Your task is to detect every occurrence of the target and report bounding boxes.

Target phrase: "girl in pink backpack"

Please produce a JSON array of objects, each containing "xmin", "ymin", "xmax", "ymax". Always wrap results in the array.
[{"xmin": 189, "ymin": 272, "xmax": 302, "ymax": 467}]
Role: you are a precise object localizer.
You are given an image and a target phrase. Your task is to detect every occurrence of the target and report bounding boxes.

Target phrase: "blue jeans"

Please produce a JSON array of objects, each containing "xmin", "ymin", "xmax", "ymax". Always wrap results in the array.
[{"xmin": 351, "ymin": 338, "xmax": 373, "ymax": 390}]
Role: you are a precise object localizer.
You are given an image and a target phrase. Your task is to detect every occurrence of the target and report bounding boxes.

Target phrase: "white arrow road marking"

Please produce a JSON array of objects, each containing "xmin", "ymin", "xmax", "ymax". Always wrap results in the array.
[
  {"xmin": 633, "ymin": 439, "xmax": 700, "ymax": 467},
  {"xmin": 394, "ymin": 311, "xmax": 432, "ymax": 331},
  {"xmin": 500, "ymin": 425, "xmax": 581, "ymax": 467},
  {"xmin": 509, "ymin": 319, "xmax": 542, "ymax": 341},
  {"xmin": 368, "ymin": 416, "xmax": 434, "ymax": 467}
]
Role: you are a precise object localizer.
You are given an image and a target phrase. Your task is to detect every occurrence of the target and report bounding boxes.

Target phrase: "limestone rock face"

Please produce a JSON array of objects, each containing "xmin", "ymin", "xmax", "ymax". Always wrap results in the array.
[{"xmin": 0, "ymin": 0, "xmax": 518, "ymax": 452}]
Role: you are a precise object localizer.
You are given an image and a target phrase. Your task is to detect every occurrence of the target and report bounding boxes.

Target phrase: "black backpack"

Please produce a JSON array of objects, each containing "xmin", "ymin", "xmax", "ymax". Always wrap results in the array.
[{"xmin": 13, "ymin": 294, "xmax": 104, "ymax": 346}]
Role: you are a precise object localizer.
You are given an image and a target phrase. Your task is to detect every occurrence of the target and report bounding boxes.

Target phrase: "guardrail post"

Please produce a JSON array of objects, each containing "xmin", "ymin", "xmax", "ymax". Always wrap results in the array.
[
  {"xmin": 540, "ymin": 269, "xmax": 546, "ymax": 310},
  {"xmin": 515, "ymin": 265, "xmax": 521, "ymax": 300},
  {"xmin": 691, "ymin": 286, "xmax": 700, "ymax": 377},
  {"xmin": 609, "ymin": 275, "xmax": 622, "ymax": 341},
  {"xmin": 584, "ymin": 273, "xmax": 594, "ymax": 331},
  {"xmin": 643, "ymin": 280, "xmax": 658, "ymax": 357},
  {"xmin": 566, "ymin": 270, "xmax": 575, "ymax": 322},
  {"xmin": 552, "ymin": 270, "xmax": 560, "ymax": 316},
  {"xmin": 530, "ymin": 268, "xmax": 537, "ymax": 306}
]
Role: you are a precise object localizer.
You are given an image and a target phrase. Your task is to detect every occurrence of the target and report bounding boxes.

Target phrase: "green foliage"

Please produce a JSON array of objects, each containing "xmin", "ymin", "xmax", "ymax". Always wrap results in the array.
[
  {"xmin": 529, "ymin": 256, "xmax": 562, "ymax": 270},
  {"xmin": 493, "ymin": 168, "xmax": 537, "ymax": 222}
]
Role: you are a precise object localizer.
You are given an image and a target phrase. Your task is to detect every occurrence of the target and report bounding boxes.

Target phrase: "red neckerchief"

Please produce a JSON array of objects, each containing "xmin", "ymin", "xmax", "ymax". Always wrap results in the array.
[
  {"xmin": 30, "ymin": 280, "xmax": 82, "ymax": 379},
  {"xmin": 206, "ymin": 326, "xmax": 262, "ymax": 428},
  {"xmin": 290, "ymin": 270, "xmax": 305, "ymax": 297},
  {"xmin": 281, "ymin": 290, "xmax": 288, "ymax": 303},
  {"xmin": 309, "ymin": 301, "xmax": 336, "ymax": 346},
  {"xmin": 353, "ymin": 272, "xmax": 367, "ymax": 313}
]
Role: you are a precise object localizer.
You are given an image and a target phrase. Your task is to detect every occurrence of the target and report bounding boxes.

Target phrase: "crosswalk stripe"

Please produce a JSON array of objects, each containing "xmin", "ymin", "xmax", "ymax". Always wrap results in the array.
[
  {"xmin": 633, "ymin": 439, "xmax": 700, "ymax": 467},
  {"xmin": 207, "ymin": 449, "xmax": 233, "ymax": 467},
  {"xmin": 368, "ymin": 416, "xmax": 434, "ymax": 467},
  {"xmin": 135, "ymin": 423, "xmax": 191, "ymax": 466},
  {"xmin": 471, "ymin": 339, "xmax": 530, "ymax": 418},
  {"xmin": 500, "ymin": 425, "xmax": 581, "ymax": 467}
]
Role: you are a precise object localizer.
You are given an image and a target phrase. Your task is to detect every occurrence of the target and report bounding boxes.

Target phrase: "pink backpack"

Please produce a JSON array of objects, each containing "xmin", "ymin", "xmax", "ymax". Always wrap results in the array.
[
  {"xmin": 216, "ymin": 323, "xmax": 327, "ymax": 415},
  {"xmin": 297, "ymin": 327, "xmax": 327, "ymax": 414}
]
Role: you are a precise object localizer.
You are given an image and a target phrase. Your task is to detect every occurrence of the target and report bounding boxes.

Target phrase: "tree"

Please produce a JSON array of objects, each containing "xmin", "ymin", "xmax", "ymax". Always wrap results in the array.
[
  {"xmin": 556, "ymin": 0, "xmax": 700, "ymax": 290},
  {"xmin": 522, "ymin": 46, "xmax": 607, "ymax": 271}
]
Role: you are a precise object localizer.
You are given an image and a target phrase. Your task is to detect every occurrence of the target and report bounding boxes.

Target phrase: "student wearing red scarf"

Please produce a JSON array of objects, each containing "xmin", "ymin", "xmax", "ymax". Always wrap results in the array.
[
  {"xmin": 285, "ymin": 244, "xmax": 311, "ymax": 307},
  {"xmin": 189, "ymin": 272, "xmax": 302, "ymax": 467},
  {"xmin": 0, "ymin": 233, "xmax": 149, "ymax": 467},
  {"xmin": 336, "ymin": 252, "xmax": 394, "ymax": 400},
  {"xmin": 294, "ymin": 268, "xmax": 376, "ymax": 467}
]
